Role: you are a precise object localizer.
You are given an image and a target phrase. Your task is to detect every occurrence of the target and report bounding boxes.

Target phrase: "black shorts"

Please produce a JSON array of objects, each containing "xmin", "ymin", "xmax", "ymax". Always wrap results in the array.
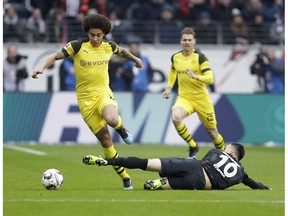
[{"xmin": 160, "ymin": 158, "xmax": 206, "ymax": 190}]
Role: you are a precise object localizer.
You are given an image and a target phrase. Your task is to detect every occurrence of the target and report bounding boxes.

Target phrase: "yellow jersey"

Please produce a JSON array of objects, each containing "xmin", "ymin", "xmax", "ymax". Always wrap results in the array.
[
  {"xmin": 168, "ymin": 49, "xmax": 214, "ymax": 100},
  {"xmin": 62, "ymin": 38, "xmax": 119, "ymax": 99}
]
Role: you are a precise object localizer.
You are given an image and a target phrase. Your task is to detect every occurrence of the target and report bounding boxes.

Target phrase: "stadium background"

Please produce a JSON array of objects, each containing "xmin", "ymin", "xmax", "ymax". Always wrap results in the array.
[{"xmin": 3, "ymin": 0, "xmax": 285, "ymax": 146}]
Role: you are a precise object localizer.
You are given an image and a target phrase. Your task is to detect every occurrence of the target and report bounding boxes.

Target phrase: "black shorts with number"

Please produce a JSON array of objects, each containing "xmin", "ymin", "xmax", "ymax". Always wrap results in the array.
[{"xmin": 160, "ymin": 158, "xmax": 206, "ymax": 190}]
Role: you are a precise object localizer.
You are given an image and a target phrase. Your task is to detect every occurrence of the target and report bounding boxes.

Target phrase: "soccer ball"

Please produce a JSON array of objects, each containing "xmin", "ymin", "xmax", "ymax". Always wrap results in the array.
[{"xmin": 41, "ymin": 168, "xmax": 64, "ymax": 190}]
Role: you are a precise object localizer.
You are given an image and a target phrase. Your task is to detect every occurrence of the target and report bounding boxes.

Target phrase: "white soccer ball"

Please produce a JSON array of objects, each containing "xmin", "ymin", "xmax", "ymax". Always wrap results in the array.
[{"xmin": 41, "ymin": 168, "xmax": 64, "ymax": 190}]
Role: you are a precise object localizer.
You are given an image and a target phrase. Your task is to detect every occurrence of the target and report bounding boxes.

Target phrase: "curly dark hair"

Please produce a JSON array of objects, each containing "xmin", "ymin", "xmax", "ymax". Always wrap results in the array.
[{"xmin": 82, "ymin": 14, "xmax": 112, "ymax": 35}]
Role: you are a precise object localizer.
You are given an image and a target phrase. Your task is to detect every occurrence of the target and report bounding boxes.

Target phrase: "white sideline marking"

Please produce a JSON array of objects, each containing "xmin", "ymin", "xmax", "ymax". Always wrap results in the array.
[
  {"xmin": 4, "ymin": 199, "xmax": 284, "ymax": 204},
  {"xmin": 4, "ymin": 145, "xmax": 46, "ymax": 156}
]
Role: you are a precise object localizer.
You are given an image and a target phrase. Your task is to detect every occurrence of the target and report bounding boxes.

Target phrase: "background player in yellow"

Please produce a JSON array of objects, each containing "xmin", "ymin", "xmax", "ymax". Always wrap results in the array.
[
  {"xmin": 163, "ymin": 27, "xmax": 224, "ymax": 159},
  {"xmin": 32, "ymin": 14, "xmax": 143, "ymax": 189}
]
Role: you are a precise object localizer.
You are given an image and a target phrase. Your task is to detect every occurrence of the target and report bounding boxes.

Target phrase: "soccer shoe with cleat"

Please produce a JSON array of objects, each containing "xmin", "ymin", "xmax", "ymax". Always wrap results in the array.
[
  {"xmin": 123, "ymin": 178, "xmax": 133, "ymax": 190},
  {"xmin": 116, "ymin": 127, "xmax": 133, "ymax": 145},
  {"xmin": 82, "ymin": 155, "xmax": 108, "ymax": 166},
  {"xmin": 144, "ymin": 178, "xmax": 168, "ymax": 190},
  {"xmin": 187, "ymin": 145, "xmax": 199, "ymax": 160}
]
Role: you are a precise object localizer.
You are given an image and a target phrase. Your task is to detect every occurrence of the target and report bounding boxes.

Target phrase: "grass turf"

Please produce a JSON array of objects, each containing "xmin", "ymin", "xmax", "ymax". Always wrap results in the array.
[{"xmin": 3, "ymin": 144, "xmax": 284, "ymax": 216}]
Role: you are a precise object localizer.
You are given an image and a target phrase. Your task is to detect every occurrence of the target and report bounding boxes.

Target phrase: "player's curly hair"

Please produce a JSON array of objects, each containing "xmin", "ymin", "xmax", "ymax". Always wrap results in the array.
[{"xmin": 82, "ymin": 14, "xmax": 112, "ymax": 35}]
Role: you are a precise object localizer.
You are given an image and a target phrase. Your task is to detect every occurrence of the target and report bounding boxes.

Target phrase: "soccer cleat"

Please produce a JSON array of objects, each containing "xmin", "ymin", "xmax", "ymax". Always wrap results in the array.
[
  {"xmin": 187, "ymin": 145, "xmax": 199, "ymax": 159},
  {"xmin": 144, "ymin": 178, "xmax": 168, "ymax": 190},
  {"xmin": 82, "ymin": 155, "xmax": 107, "ymax": 166},
  {"xmin": 123, "ymin": 178, "xmax": 133, "ymax": 190},
  {"xmin": 116, "ymin": 127, "xmax": 133, "ymax": 144}
]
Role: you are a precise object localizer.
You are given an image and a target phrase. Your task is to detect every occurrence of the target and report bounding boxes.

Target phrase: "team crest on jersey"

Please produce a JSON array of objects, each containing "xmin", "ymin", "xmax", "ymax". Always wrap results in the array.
[{"xmin": 64, "ymin": 42, "xmax": 71, "ymax": 50}]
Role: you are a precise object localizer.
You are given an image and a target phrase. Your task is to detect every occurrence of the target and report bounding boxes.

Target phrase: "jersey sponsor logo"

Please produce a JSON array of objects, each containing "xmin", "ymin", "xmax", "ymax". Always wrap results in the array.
[
  {"xmin": 177, "ymin": 70, "xmax": 188, "ymax": 74},
  {"xmin": 79, "ymin": 60, "xmax": 109, "ymax": 66}
]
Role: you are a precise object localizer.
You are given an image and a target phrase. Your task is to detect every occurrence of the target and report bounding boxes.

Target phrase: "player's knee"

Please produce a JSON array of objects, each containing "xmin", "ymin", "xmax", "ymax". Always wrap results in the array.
[
  {"xmin": 206, "ymin": 128, "xmax": 218, "ymax": 139},
  {"xmin": 172, "ymin": 115, "xmax": 182, "ymax": 125},
  {"xmin": 105, "ymin": 116, "xmax": 119, "ymax": 127}
]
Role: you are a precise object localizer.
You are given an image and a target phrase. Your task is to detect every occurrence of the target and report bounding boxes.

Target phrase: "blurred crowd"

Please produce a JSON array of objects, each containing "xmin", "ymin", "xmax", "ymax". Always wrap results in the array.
[{"xmin": 3, "ymin": 0, "xmax": 285, "ymax": 45}]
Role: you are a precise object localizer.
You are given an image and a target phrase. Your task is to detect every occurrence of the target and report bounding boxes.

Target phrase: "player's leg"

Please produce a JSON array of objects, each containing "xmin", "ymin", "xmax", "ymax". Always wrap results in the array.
[
  {"xmin": 88, "ymin": 157, "xmax": 159, "ymax": 172},
  {"xmin": 206, "ymin": 128, "xmax": 225, "ymax": 150},
  {"xmin": 83, "ymin": 155, "xmax": 172, "ymax": 189},
  {"xmin": 102, "ymin": 104, "xmax": 133, "ymax": 144},
  {"xmin": 172, "ymin": 106, "xmax": 198, "ymax": 159},
  {"xmin": 95, "ymin": 126, "xmax": 133, "ymax": 189},
  {"xmin": 143, "ymin": 159, "xmax": 172, "ymax": 190},
  {"xmin": 84, "ymin": 155, "xmax": 171, "ymax": 189},
  {"xmin": 196, "ymin": 98, "xmax": 225, "ymax": 150},
  {"xmin": 79, "ymin": 96, "xmax": 133, "ymax": 189},
  {"xmin": 145, "ymin": 159, "xmax": 206, "ymax": 190}
]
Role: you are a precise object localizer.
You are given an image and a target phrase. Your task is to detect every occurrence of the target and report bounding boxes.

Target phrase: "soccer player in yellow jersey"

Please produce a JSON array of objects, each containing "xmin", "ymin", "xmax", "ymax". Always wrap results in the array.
[
  {"xmin": 163, "ymin": 27, "xmax": 225, "ymax": 159},
  {"xmin": 32, "ymin": 14, "xmax": 143, "ymax": 189}
]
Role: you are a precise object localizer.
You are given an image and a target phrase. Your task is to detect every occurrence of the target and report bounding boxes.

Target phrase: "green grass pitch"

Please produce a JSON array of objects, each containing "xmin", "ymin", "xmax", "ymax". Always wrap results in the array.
[{"xmin": 3, "ymin": 144, "xmax": 284, "ymax": 216}]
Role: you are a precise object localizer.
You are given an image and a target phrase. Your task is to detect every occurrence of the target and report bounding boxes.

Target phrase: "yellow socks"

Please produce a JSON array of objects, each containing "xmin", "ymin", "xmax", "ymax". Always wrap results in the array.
[
  {"xmin": 114, "ymin": 115, "xmax": 123, "ymax": 130},
  {"xmin": 103, "ymin": 145, "xmax": 130, "ymax": 180},
  {"xmin": 175, "ymin": 123, "xmax": 197, "ymax": 148},
  {"xmin": 214, "ymin": 134, "xmax": 225, "ymax": 150}
]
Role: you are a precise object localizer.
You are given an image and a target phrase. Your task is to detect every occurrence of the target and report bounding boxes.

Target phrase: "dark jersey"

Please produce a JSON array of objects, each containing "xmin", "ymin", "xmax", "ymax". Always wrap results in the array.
[{"xmin": 201, "ymin": 149, "xmax": 269, "ymax": 190}]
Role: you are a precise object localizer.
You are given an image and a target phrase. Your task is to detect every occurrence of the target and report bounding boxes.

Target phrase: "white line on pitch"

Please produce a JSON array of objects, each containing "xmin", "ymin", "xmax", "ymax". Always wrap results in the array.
[
  {"xmin": 4, "ymin": 145, "xmax": 46, "ymax": 156},
  {"xmin": 4, "ymin": 199, "xmax": 284, "ymax": 204}
]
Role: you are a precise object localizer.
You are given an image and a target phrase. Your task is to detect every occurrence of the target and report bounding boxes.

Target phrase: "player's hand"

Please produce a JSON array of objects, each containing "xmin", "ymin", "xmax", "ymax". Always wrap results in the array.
[
  {"xmin": 163, "ymin": 88, "xmax": 171, "ymax": 99},
  {"xmin": 135, "ymin": 58, "xmax": 143, "ymax": 68},
  {"xmin": 31, "ymin": 69, "xmax": 44, "ymax": 79},
  {"xmin": 187, "ymin": 70, "xmax": 199, "ymax": 80}
]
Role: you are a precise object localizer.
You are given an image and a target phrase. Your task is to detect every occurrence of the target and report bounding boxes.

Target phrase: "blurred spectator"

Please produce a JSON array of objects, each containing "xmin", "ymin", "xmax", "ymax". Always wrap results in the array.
[
  {"xmin": 107, "ymin": 9, "xmax": 138, "ymax": 44},
  {"xmin": 250, "ymin": 48, "xmax": 269, "ymax": 92},
  {"xmin": 265, "ymin": 47, "xmax": 284, "ymax": 93},
  {"xmin": 63, "ymin": 0, "xmax": 80, "ymax": 19},
  {"xmin": 3, "ymin": 5, "xmax": 21, "ymax": 42},
  {"xmin": 46, "ymin": 8, "xmax": 68, "ymax": 43},
  {"xmin": 250, "ymin": 47, "xmax": 284, "ymax": 93},
  {"xmin": 176, "ymin": 0, "xmax": 194, "ymax": 20},
  {"xmin": 121, "ymin": 42, "xmax": 154, "ymax": 92},
  {"xmin": 194, "ymin": 11, "xmax": 217, "ymax": 44},
  {"xmin": 241, "ymin": 0, "xmax": 264, "ymax": 22},
  {"xmin": 137, "ymin": 0, "xmax": 166, "ymax": 20},
  {"xmin": 249, "ymin": 12, "xmax": 271, "ymax": 45},
  {"xmin": 89, "ymin": 0, "xmax": 114, "ymax": 16},
  {"xmin": 133, "ymin": 0, "xmax": 167, "ymax": 43},
  {"xmin": 3, "ymin": 44, "xmax": 28, "ymax": 92},
  {"xmin": 67, "ymin": 12, "xmax": 87, "ymax": 41},
  {"xmin": 6, "ymin": 0, "xmax": 30, "ymax": 18},
  {"xmin": 109, "ymin": 55, "xmax": 134, "ymax": 91},
  {"xmin": 225, "ymin": 8, "xmax": 249, "ymax": 44},
  {"xmin": 59, "ymin": 56, "xmax": 76, "ymax": 91},
  {"xmin": 159, "ymin": 4, "xmax": 183, "ymax": 44},
  {"xmin": 110, "ymin": 0, "xmax": 135, "ymax": 18},
  {"xmin": 187, "ymin": 0, "xmax": 211, "ymax": 21},
  {"xmin": 29, "ymin": 0, "xmax": 59, "ymax": 19},
  {"xmin": 212, "ymin": 0, "xmax": 235, "ymax": 22},
  {"xmin": 269, "ymin": 12, "xmax": 284, "ymax": 45},
  {"xmin": 25, "ymin": 8, "xmax": 46, "ymax": 42},
  {"xmin": 263, "ymin": 0, "xmax": 284, "ymax": 21},
  {"xmin": 78, "ymin": 0, "xmax": 90, "ymax": 14}
]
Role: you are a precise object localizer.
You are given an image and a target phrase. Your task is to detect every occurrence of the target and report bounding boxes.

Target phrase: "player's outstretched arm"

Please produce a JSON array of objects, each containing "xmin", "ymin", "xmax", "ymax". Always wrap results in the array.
[
  {"xmin": 242, "ymin": 173, "xmax": 271, "ymax": 190},
  {"xmin": 32, "ymin": 50, "xmax": 66, "ymax": 79},
  {"xmin": 117, "ymin": 47, "xmax": 143, "ymax": 68}
]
